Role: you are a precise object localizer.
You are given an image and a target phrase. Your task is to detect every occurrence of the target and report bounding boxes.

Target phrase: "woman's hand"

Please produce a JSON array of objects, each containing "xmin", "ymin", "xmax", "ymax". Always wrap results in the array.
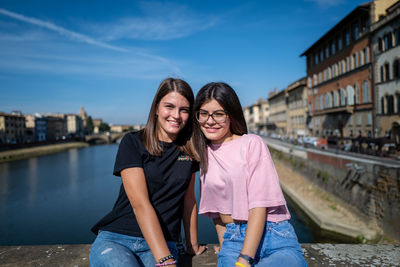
[{"xmin": 186, "ymin": 243, "xmax": 207, "ymax": 256}]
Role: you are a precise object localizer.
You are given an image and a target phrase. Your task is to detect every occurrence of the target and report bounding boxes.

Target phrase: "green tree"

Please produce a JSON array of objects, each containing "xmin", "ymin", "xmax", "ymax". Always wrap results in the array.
[
  {"xmin": 86, "ymin": 116, "xmax": 94, "ymax": 134},
  {"xmin": 99, "ymin": 122, "xmax": 110, "ymax": 132}
]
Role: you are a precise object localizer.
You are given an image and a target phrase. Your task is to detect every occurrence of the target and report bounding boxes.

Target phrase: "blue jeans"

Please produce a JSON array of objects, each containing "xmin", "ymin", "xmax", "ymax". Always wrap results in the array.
[
  {"xmin": 89, "ymin": 231, "xmax": 178, "ymax": 267},
  {"xmin": 218, "ymin": 221, "xmax": 307, "ymax": 267}
]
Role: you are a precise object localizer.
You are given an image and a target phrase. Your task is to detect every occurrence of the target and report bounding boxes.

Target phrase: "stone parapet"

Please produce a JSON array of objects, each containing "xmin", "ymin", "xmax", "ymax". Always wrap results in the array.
[{"xmin": 1, "ymin": 244, "xmax": 399, "ymax": 266}]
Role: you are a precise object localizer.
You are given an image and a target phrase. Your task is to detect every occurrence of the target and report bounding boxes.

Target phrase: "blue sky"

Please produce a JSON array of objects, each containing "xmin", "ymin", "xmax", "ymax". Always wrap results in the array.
[{"xmin": 0, "ymin": 0, "xmax": 369, "ymax": 124}]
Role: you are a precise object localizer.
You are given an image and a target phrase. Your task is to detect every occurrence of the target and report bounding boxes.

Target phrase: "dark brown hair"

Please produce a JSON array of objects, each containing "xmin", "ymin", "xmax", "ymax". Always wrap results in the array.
[
  {"xmin": 142, "ymin": 78, "xmax": 195, "ymax": 157},
  {"xmin": 193, "ymin": 82, "xmax": 247, "ymax": 173}
]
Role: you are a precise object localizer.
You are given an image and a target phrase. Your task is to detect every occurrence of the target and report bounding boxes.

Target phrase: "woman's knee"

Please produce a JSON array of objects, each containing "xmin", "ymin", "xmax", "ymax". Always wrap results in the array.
[{"xmin": 89, "ymin": 238, "xmax": 139, "ymax": 267}]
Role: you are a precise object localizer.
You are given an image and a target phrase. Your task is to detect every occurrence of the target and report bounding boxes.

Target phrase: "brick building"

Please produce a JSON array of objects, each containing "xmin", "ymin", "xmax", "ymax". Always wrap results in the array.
[{"xmin": 302, "ymin": 2, "xmax": 375, "ymax": 138}]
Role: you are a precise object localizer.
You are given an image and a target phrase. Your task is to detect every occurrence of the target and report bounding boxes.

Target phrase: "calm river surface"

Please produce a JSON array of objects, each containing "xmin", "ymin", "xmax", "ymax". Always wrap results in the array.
[{"xmin": 0, "ymin": 144, "xmax": 317, "ymax": 246}]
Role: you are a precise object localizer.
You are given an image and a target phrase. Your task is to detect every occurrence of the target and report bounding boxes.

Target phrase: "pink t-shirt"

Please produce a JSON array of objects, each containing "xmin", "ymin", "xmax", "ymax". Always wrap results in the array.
[{"xmin": 198, "ymin": 134, "xmax": 290, "ymax": 222}]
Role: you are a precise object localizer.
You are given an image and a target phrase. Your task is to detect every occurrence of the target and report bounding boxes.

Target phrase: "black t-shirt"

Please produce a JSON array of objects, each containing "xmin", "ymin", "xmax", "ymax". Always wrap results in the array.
[{"xmin": 91, "ymin": 131, "xmax": 199, "ymax": 242}]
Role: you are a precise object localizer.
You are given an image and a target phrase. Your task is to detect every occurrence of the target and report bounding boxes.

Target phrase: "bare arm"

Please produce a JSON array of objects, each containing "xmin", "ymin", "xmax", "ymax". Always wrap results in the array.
[
  {"xmin": 237, "ymin": 207, "xmax": 267, "ymax": 266},
  {"xmin": 183, "ymin": 173, "xmax": 206, "ymax": 255},
  {"xmin": 121, "ymin": 167, "xmax": 176, "ymax": 266}
]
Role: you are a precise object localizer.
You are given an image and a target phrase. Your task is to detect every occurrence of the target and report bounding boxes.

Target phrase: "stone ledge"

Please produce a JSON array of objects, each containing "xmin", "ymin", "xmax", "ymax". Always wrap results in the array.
[{"xmin": 1, "ymin": 244, "xmax": 399, "ymax": 266}]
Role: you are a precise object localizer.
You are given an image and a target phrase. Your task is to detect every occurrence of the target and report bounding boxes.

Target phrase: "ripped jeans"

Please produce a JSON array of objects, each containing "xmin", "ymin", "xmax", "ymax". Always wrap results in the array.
[
  {"xmin": 89, "ymin": 230, "xmax": 178, "ymax": 267},
  {"xmin": 218, "ymin": 221, "xmax": 307, "ymax": 267}
]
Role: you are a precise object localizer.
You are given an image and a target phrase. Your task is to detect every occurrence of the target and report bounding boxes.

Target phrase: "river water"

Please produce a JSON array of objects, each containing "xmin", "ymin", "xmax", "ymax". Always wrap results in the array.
[{"xmin": 0, "ymin": 144, "xmax": 319, "ymax": 246}]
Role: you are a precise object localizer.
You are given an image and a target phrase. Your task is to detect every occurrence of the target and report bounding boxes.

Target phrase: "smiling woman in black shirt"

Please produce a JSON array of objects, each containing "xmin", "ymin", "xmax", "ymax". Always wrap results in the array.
[{"xmin": 90, "ymin": 78, "xmax": 205, "ymax": 267}]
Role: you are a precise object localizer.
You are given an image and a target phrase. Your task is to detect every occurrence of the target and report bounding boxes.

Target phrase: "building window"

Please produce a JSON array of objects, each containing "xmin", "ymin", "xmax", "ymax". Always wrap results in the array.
[
  {"xmin": 315, "ymin": 96, "xmax": 318, "ymax": 111},
  {"xmin": 320, "ymin": 95, "xmax": 324, "ymax": 110},
  {"xmin": 396, "ymin": 93, "xmax": 400, "ymax": 114},
  {"xmin": 361, "ymin": 15, "xmax": 370, "ymax": 33},
  {"xmin": 387, "ymin": 95, "xmax": 394, "ymax": 114},
  {"xmin": 354, "ymin": 83, "xmax": 360, "ymax": 104},
  {"xmin": 362, "ymin": 81, "xmax": 370, "ymax": 103},
  {"xmin": 347, "ymin": 85, "xmax": 355, "ymax": 105},
  {"xmin": 308, "ymin": 77, "xmax": 312, "ymax": 88},
  {"xmin": 394, "ymin": 28, "xmax": 399, "ymax": 46},
  {"xmin": 357, "ymin": 114, "xmax": 362, "ymax": 126},
  {"xmin": 352, "ymin": 22, "xmax": 359, "ymax": 40},
  {"xmin": 364, "ymin": 47, "xmax": 369, "ymax": 63},
  {"xmin": 380, "ymin": 65, "xmax": 384, "ymax": 82},
  {"xmin": 340, "ymin": 88, "xmax": 346, "ymax": 106},
  {"xmin": 359, "ymin": 50, "xmax": 364, "ymax": 65},
  {"xmin": 333, "ymin": 64, "xmax": 338, "ymax": 77},
  {"xmin": 333, "ymin": 90, "xmax": 339, "ymax": 107},
  {"xmin": 381, "ymin": 96, "xmax": 385, "ymax": 114},
  {"xmin": 315, "ymin": 53, "xmax": 319, "ymax": 65},
  {"xmin": 351, "ymin": 54, "xmax": 355, "ymax": 70},
  {"xmin": 385, "ymin": 63, "xmax": 390, "ymax": 81},
  {"xmin": 384, "ymin": 33, "xmax": 392, "ymax": 50},
  {"xmin": 325, "ymin": 45, "xmax": 329, "ymax": 58},
  {"xmin": 320, "ymin": 49, "xmax": 324, "ymax": 62},
  {"xmin": 367, "ymin": 113, "xmax": 372, "ymax": 125},
  {"xmin": 345, "ymin": 29, "xmax": 350, "ymax": 46},
  {"xmin": 318, "ymin": 72, "xmax": 322, "ymax": 83},
  {"xmin": 354, "ymin": 53, "xmax": 358, "ymax": 68},
  {"xmin": 325, "ymin": 93, "xmax": 332, "ymax": 108},
  {"xmin": 346, "ymin": 57, "xmax": 350, "ymax": 72},
  {"xmin": 331, "ymin": 40, "xmax": 336, "ymax": 55},
  {"xmin": 313, "ymin": 74, "xmax": 318, "ymax": 85},
  {"xmin": 338, "ymin": 36, "xmax": 343, "ymax": 51},
  {"xmin": 393, "ymin": 59, "xmax": 400, "ymax": 79}
]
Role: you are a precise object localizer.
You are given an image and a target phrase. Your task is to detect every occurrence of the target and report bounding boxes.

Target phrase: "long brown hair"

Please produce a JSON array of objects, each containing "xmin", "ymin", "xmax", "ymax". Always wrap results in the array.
[
  {"xmin": 193, "ymin": 82, "xmax": 247, "ymax": 174},
  {"xmin": 142, "ymin": 78, "xmax": 195, "ymax": 157}
]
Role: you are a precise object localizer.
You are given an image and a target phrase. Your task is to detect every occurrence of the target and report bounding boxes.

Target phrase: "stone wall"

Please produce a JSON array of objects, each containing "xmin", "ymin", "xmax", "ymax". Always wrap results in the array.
[{"xmin": 269, "ymin": 146, "xmax": 400, "ymax": 241}]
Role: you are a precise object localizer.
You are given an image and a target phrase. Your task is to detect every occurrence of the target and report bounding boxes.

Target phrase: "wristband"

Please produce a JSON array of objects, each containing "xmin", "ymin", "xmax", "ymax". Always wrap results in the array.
[
  {"xmin": 235, "ymin": 262, "xmax": 247, "ymax": 267},
  {"xmin": 239, "ymin": 253, "xmax": 254, "ymax": 265},
  {"xmin": 155, "ymin": 260, "xmax": 176, "ymax": 266}
]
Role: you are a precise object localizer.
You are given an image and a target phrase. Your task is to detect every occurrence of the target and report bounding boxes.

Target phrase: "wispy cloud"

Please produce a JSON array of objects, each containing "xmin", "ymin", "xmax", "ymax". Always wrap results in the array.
[
  {"xmin": 0, "ymin": 8, "xmax": 128, "ymax": 52},
  {"xmin": 304, "ymin": 0, "xmax": 345, "ymax": 8},
  {"xmin": 0, "ymin": 7, "xmax": 183, "ymax": 78},
  {"xmin": 90, "ymin": 2, "xmax": 219, "ymax": 41}
]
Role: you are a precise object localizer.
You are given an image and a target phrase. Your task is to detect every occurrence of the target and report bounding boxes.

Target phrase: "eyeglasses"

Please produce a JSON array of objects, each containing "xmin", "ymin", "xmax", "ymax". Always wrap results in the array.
[{"xmin": 195, "ymin": 110, "xmax": 228, "ymax": 124}]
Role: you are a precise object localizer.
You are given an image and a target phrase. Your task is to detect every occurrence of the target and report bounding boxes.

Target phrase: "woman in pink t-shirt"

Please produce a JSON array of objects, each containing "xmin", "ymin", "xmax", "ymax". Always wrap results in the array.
[{"xmin": 192, "ymin": 82, "xmax": 307, "ymax": 267}]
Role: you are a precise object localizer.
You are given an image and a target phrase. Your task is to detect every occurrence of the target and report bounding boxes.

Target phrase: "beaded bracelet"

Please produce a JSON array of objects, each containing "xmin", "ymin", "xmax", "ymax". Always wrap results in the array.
[
  {"xmin": 157, "ymin": 254, "xmax": 174, "ymax": 264},
  {"xmin": 155, "ymin": 260, "xmax": 177, "ymax": 266},
  {"xmin": 235, "ymin": 262, "xmax": 247, "ymax": 267}
]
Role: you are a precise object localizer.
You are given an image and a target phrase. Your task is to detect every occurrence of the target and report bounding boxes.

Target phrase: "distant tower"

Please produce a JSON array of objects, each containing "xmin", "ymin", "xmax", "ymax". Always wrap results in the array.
[{"xmin": 79, "ymin": 106, "xmax": 87, "ymax": 127}]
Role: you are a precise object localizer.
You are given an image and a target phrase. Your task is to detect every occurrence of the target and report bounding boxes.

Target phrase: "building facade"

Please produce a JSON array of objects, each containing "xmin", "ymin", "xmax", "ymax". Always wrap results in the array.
[
  {"xmin": 286, "ymin": 77, "xmax": 309, "ymax": 138},
  {"xmin": 243, "ymin": 98, "xmax": 269, "ymax": 134},
  {"xmin": 47, "ymin": 116, "xmax": 67, "ymax": 140},
  {"xmin": 267, "ymin": 89, "xmax": 287, "ymax": 136},
  {"xmin": 0, "ymin": 112, "xmax": 26, "ymax": 144},
  {"xmin": 371, "ymin": 1, "xmax": 400, "ymax": 137},
  {"xmin": 302, "ymin": 3, "xmax": 375, "ymax": 138},
  {"xmin": 67, "ymin": 114, "xmax": 84, "ymax": 137}
]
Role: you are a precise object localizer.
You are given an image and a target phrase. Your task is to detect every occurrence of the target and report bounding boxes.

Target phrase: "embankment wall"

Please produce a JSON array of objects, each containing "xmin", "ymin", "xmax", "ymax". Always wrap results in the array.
[{"xmin": 267, "ymin": 142, "xmax": 400, "ymax": 241}]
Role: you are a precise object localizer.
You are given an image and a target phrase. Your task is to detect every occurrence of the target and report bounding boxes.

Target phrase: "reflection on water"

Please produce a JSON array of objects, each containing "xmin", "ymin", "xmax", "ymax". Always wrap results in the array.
[
  {"xmin": 68, "ymin": 148, "xmax": 79, "ymax": 194},
  {"xmin": 0, "ymin": 163, "xmax": 9, "ymax": 196},
  {"xmin": 27, "ymin": 158, "xmax": 38, "ymax": 206},
  {"xmin": 0, "ymin": 144, "xmax": 320, "ymax": 246}
]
